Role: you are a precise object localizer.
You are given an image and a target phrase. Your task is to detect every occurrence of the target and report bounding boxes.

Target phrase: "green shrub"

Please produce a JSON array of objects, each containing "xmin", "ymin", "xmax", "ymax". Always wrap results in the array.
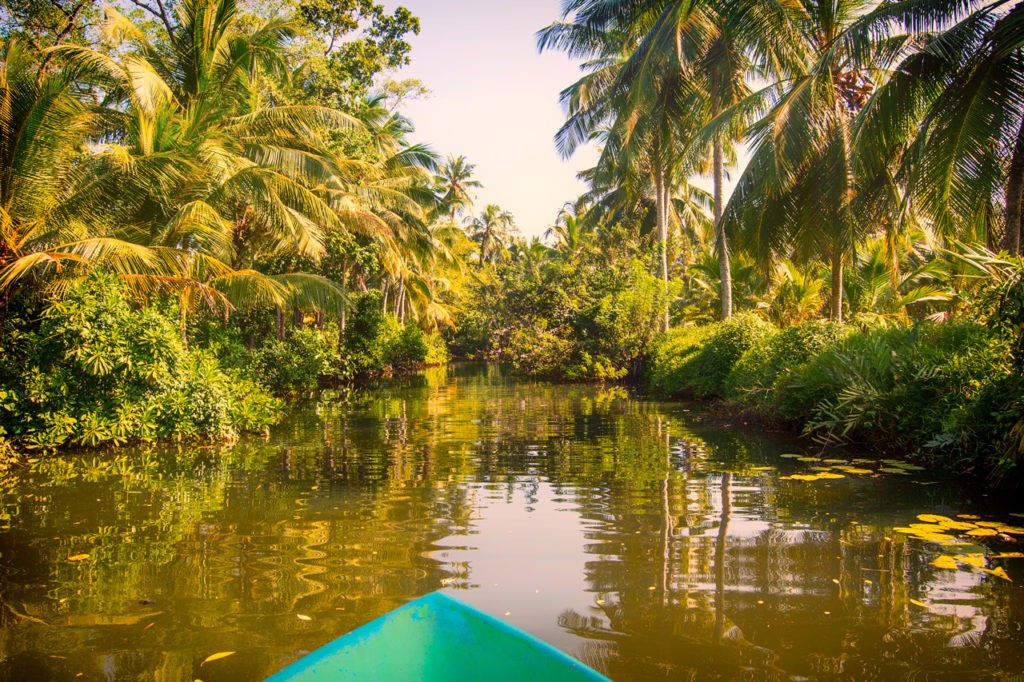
[
  {"xmin": 385, "ymin": 323, "xmax": 429, "ymax": 369},
  {"xmin": 505, "ymin": 325, "xmax": 574, "ymax": 378},
  {"xmin": 257, "ymin": 326, "xmax": 345, "ymax": 395},
  {"xmin": 725, "ymin": 320, "xmax": 848, "ymax": 407},
  {"xmin": 647, "ymin": 314, "xmax": 776, "ymax": 398},
  {"xmin": 423, "ymin": 331, "xmax": 449, "ymax": 365},
  {"xmin": 0, "ymin": 272, "xmax": 282, "ymax": 449},
  {"xmin": 779, "ymin": 322, "xmax": 1010, "ymax": 457}
]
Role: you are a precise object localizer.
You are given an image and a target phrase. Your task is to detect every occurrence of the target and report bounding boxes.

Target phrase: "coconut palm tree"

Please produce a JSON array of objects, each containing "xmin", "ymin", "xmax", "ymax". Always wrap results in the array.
[
  {"xmin": 467, "ymin": 204, "xmax": 516, "ymax": 265},
  {"xmin": 540, "ymin": 2, "xmax": 704, "ymax": 331},
  {"xmin": 51, "ymin": 0, "xmax": 358, "ymax": 322},
  {"xmin": 435, "ymin": 154, "xmax": 482, "ymax": 223},
  {"xmin": 0, "ymin": 37, "xmax": 159, "ymax": 298},
  {"xmin": 719, "ymin": 0, "xmax": 901, "ymax": 323},
  {"xmin": 852, "ymin": 0, "xmax": 1024, "ymax": 253}
]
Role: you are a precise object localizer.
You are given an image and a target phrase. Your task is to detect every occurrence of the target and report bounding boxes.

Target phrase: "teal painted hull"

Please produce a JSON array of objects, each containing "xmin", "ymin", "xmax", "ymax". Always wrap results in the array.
[{"xmin": 265, "ymin": 592, "xmax": 611, "ymax": 681}]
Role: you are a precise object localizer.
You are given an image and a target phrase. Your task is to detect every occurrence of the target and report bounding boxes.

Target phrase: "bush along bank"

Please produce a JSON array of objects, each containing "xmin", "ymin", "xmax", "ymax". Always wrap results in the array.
[
  {"xmin": 645, "ymin": 312, "xmax": 1024, "ymax": 481},
  {"xmin": 0, "ymin": 273, "xmax": 448, "ymax": 454}
]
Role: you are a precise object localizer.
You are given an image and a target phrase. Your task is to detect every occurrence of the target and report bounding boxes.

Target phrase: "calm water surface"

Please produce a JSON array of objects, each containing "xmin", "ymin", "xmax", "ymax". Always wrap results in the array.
[{"xmin": 0, "ymin": 364, "xmax": 1023, "ymax": 680}]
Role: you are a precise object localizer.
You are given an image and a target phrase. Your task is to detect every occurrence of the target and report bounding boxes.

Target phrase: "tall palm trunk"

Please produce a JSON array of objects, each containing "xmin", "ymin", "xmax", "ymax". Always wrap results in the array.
[
  {"xmin": 830, "ymin": 247, "xmax": 844, "ymax": 323},
  {"xmin": 655, "ymin": 163, "xmax": 670, "ymax": 332},
  {"xmin": 831, "ymin": 105, "xmax": 855, "ymax": 323},
  {"xmin": 1004, "ymin": 116, "xmax": 1024, "ymax": 255},
  {"xmin": 713, "ymin": 135, "xmax": 732, "ymax": 319}
]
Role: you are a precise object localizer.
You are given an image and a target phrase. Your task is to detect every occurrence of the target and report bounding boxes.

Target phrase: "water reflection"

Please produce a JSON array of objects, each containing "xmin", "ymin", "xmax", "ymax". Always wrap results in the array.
[{"xmin": 0, "ymin": 363, "xmax": 1020, "ymax": 680}]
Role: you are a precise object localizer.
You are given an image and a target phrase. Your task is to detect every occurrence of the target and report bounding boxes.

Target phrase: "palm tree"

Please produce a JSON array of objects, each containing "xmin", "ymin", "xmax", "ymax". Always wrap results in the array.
[
  {"xmin": 0, "ymin": 38, "xmax": 157, "ymax": 298},
  {"xmin": 545, "ymin": 201, "xmax": 595, "ymax": 258},
  {"xmin": 53, "ymin": 0, "xmax": 356, "ymax": 321},
  {"xmin": 467, "ymin": 204, "xmax": 516, "ymax": 265},
  {"xmin": 435, "ymin": 154, "xmax": 482, "ymax": 223},
  {"xmin": 720, "ymin": 0, "xmax": 899, "ymax": 323},
  {"xmin": 539, "ymin": 2, "xmax": 702, "ymax": 331},
  {"xmin": 853, "ymin": 1, "xmax": 1024, "ymax": 253},
  {"xmin": 608, "ymin": 0, "xmax": 806, "ymax": 320}
]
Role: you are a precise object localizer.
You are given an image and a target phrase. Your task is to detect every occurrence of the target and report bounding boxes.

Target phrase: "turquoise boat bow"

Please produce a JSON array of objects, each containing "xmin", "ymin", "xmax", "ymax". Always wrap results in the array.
[{"xmin": 265, "ymin": 592, "xmax": 611, "ymax": 681}]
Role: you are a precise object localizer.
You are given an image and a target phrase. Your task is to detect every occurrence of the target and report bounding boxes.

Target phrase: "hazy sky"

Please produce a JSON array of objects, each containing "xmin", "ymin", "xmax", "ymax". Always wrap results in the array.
[{"xmin": 383, "ymin": 0, "xmax": 598, "ymax": 238}]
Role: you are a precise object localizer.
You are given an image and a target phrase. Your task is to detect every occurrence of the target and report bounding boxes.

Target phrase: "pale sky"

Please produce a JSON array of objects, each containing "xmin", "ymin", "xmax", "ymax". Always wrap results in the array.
[{"xmin": 383, "ymin": 0, "xmax": 599, "ymax": 239}]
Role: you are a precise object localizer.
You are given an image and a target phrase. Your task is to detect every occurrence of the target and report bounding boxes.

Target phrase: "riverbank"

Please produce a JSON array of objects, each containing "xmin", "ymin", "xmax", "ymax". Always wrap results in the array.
[{"xmin": 644, "ymin": 314, "xmax": 1024, "ymax": 483}]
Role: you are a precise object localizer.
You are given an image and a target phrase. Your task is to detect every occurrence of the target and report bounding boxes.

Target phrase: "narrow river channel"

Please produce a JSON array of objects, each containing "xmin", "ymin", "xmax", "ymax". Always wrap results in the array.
[{"xmin": 0, "ymin": 363, "xmax": 1022, "ymax": 680}]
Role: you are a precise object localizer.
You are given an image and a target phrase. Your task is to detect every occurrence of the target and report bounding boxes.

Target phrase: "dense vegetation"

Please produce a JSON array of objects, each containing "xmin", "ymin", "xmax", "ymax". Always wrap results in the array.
[
  {"xmin": 0, "ymin": 0, "xmax": 471, "ymax": 450},
  {"xmin": 502, "ymin": 0, "xmax": 1024, "ymax": 479},
  {"xmin": 1, "ymin": 0, "xmax": 1023, "ymax": 481}
]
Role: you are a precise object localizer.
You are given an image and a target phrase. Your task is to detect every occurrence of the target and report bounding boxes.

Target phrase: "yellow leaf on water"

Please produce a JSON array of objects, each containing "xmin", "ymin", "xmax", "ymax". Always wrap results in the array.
[
  {"xmin": 966, "ymin": 528, "xmax": 998, "ymax": 537},
  {"xmin": 918, "ymin": 514, "xmax": 953, "ymax": 523},
  {"xmin": 818, "ymin": 473, "xmax": 846, "ymax": 479},
  {"xmin": 201, "ymin": 652, "xmax": 235, "ymax": 665},
  {"xmin": 930, "ymin": 556, "xmax": 958, "ymax": 570},
  {"xmin": 981, "ymin": 566, "xmax": 1012, "ymax": 582},
  {"xmin": 957, "ymin": 514, "xmax": 981, "ymax": 520},
  {"xmin": 939, "ymin": 521, "xmax": 977, "ymax": 531},
  {"xmin": 297, "ymin": 614, "xmax": 312, "ymax": 621},
  {"xmin": 67, "ymin": 554, "xmax": 90, "ymax": 562},
  {"xmin": 996, "ymin": 526, "xmax": 1024, "ymax": 535},
  {"xmin": 954, "ymin": 554, "xmax": 986, "ymax": 569},
  {"xmin": 845, "ymin": 468, "xmax": 873, "ymax": 475},
  {"xmin": 975, "ymin": 521, "xmax": 1004, "ymax": 528},
  {"xmin": 909, "ymin": 599, "xmax": 929, "ymax": 608},
  {"xmin": 791, "ymin": 474, "xmax": 821, "ymax": 481},
  {"xmin": 992, "ymin": 552, "xmax": 1024, "ymax": 559}
]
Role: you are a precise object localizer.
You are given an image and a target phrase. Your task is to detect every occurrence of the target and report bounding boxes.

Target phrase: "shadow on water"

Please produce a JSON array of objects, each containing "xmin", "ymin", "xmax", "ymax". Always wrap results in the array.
[{"xmin": 0, "ymin": 362, "xmax": 1021, "ymax": 680}]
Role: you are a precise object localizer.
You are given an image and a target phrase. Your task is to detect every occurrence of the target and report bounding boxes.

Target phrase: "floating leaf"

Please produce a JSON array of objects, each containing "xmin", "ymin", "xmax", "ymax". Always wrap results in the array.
[
  {"xmin": 67, "ymin": 554, "xmax": 90, "ymax": 562},
  {"xmin": 991, "ymin": 552, "xmax": 1024, "ymax": 559},
  {"xmin": 817, "ymin": 473, "xmax": 845, "ymax": 479},
  {"xmin": 797, "ymin": 457, "xmax": 820, "ymax": 463},
  {"xmin": 878, "ymin": 467, "xmax": 909, "ymax": 475},
  {"xmin": 957, "ymin": 514, "xmax": 981, "ymax": 520},
  {"xmin": 909, "ymin": 523, "xmax": 945, "ymax": 531},
  {"xmin": 201, "ymin": 652, "xmax": 235, "ymax": 665},
  {"xmin": 779, "ymin": 454, "xmax": 803, "ymax": 459},
  {"xmin": 966, "ymin": 528, "xmax": 998, "ymax": 537},
  {"xmin": 930, "ymin": 556, "xmax": 958, "ymax": 570},
  {"xmin": 975, "ymin": 521, "xmax": 1004, "ymax": 528},
  {"xmin": 909, "ymin": 599, "xmax": 930, "ymax": 608},
  {"xmin": 297, "ymin": 614, "xmax": 312, "ymax": 621},
  {"xmin": 953, "ymin": 554, "xmax": 986, "ymax": 568},
  {"xmin": 997, "ymin": 526, "xmax": 1024, "ymax": 535},
  {"xmin": 844, "ymin": 468, "xmax": 873, "ymax": 475},
  {"xmin": 917, "ymin": 514, "xmax": 952, "ymax": 523},
  {"xmin": 939, "ymin": 521, "xmax": 977, "ymax": 531},
  {"xmin": 893, "ymin": 527, "xmax": 918, "ymax": 534},
  {"xmin": 790, "ymin": 474, "xmax": 820, "ymax": 481},
  {"xmin": 980, "ymin": 566, "xmax": 1012, "ymax": 582}
]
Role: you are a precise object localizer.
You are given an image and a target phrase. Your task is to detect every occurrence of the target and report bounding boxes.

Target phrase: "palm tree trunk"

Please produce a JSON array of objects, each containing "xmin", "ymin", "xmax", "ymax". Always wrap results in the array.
[
  {"xmin": 655, "ymin": 164, "xmax": 670, "ymax": 332},
  {"xmin": 179, "ymin": 303, "xmax": 188, "ymax": 348},
  {"xmin": 1004, "ymin": 116, "xmax": 1024, "ymax": 255},
  {"xmin": 830, "ymin": 248, "xmax": 844, "ymax": 323},
  {"xmin": 713, "ymin": 135, "xmax": 733, "ymax": 319},
  {"xmin": 292, "ymin": 305, "xmax": 304, "ymax": 330}
]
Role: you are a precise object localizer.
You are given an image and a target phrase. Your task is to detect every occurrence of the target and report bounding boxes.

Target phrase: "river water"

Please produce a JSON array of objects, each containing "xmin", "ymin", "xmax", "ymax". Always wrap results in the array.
[{"xmin": 0, "ymin": 363, "xmax": 1022, "ymax": 680}]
